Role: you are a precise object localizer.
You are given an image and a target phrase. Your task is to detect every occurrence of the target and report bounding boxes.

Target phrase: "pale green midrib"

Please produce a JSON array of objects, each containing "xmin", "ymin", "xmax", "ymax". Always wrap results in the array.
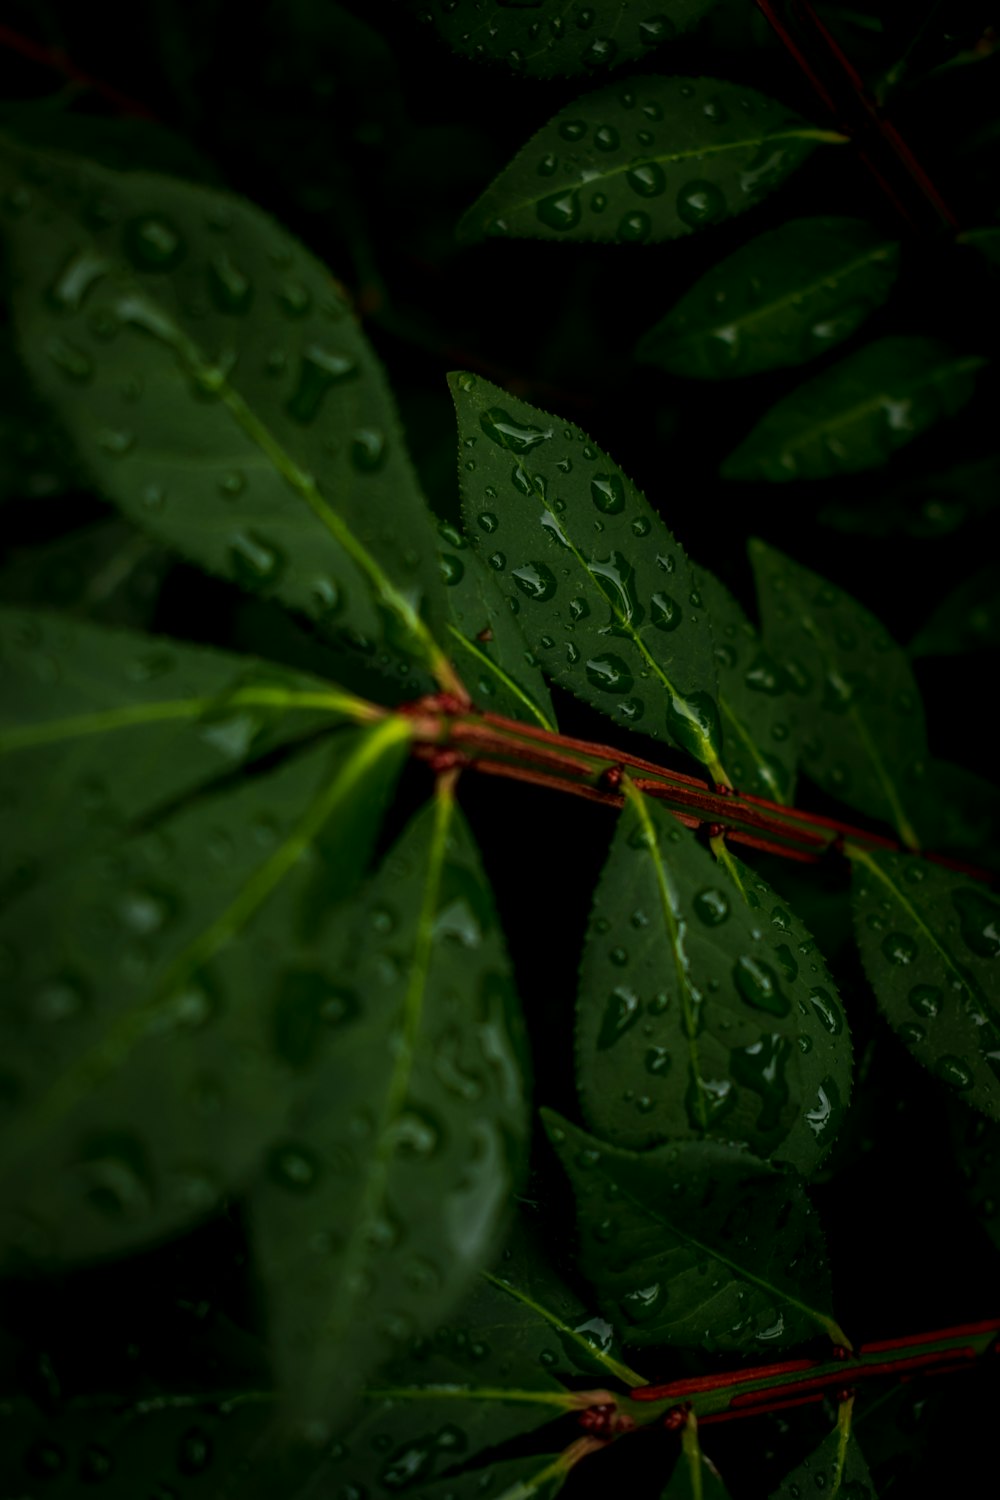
[
  {"xmin": 327, "ymin": 783, "xmax": 454, "ymax": 1344},
  {"xmin": 0, "ymin": 686, "xmax": 370, "ymax": 753},
  {"xmin": 110, "ymin": 285, "xmax": 449, "ymax": 684},
  {"xmin": 482, "ymin": 1269, "xmax": 645, "ymax": 1385},
  {"xmin": 614, "ymin": 1168, "xmax": 843, "ymax": 1341},
  {"xmin": 747, "ymin": 354, "xmax": 987, "ymax": 456},
  {"xmin": 851, "ymin": 846, "xmax": 988, "ymax": 1006},
  {"xmin": 833, "ymin": 1400, "xmax": 853, "ymax": 1494},
  {"xmin": 716, "ymin": 842, "xmax": 749, "ymax": 903},
  {"xmin": 661, "ymin": 241, "xmax": 896, "ymax": 350},
  {"xmin": 365, "ymin": 1384, "xmax": 573, "ymax": 1408},
  {"xmin": 499, "ymin": 1453, "xmax": 569, "ymax": 1500},
  {"xmin": 497, "ymin": 127, "xmax": 845, "ymax": 220},
  {"xmin": 624, "ymin": 782, "xmax": 710, "ymax": 1131},
  {"xmin": 720, "ymin": 694, "xmax": 784, "ymax": 802},
  {"xmin": 800, "ymin": 608, "xmax": 918, "ymax": 845},
  {"xmin": 0, "ymin": 716, "xmax": 412, "ymax": 1180},
  {"xmin": 447, "ymin": 623, "xmax": 554, "ymax": 730}
]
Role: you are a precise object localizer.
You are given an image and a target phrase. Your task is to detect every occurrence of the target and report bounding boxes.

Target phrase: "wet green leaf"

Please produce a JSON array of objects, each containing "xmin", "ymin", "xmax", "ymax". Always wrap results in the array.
[
  {"xmin": 0, "ymin": 327, "xmax": 81, "ymax": 506},
  {"xmin": 662, "ymin": 1425, "xmax": 733, "ymax": 1498},
  {"xmin": 460, "ymin": 77, "xmax": 839, "ymax": 244},
  {"xmin": 723, "ymin": 338, "xmax": 987, "ymax": 480},
  {"xmin": 0, "ymin": 607, "xmax": 366, "ymax": 896},
  {"xmin": 576, "ymin": 786, "xmax": 851, "ymax": 1174},
  {"xmin": 695, "ymin": 566, "xmax": 797, "ymax": 802},
  {"xmin": 249, "ymin": 787, "xmax": 529, "ymax": 1431},
  {"xmin": 850, "ymin": 847, "xmax": 1000, "ymax": 1120},
  {"xmin": 0, "ymin": 720, "xmax": 410, "ymax": 1266},
  {"xmin": 749, "ymin": 542, "xmax": 927, "ymax": 845},
  {"xmin": 910, "ymin": 565, "xmax": 1000, "ymax": 656},
  {"xmin": 543, "ymin": 1111, "xmax": 843, "ymax": 1352},
  {"xmin": 0, "ymin": 137, "xmax": 451, "ymax": 689},
  {"xmin": 637, "ymin": 218, "xmax": 899, "ymax": 379},
  {"xmin": 450, "ymin": 371, "xmax": 724, "ymax": 776},
  {"xmin": 770, "ymin": 1423, "xmax": 877, "ymax": 1497},
  {"xmin": 420, "ymin": 0, "xmax": 715, "ymax": 80},
  {"xmin": 443, "ymin": 529, "xmax": 557, "ymax": 728}
]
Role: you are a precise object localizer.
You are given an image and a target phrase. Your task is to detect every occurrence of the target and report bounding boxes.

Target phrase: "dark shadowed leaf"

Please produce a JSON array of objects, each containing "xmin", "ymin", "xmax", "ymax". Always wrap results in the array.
[
  {"xmin": 459, "ymin": 77, "xmax": 840, "ymax": 244},
  {"xmin": 543, "ymin": 1111, "xmax": 844, "ymax": 1352},
  {"xmin": 960, "ymin": 227, "xmax": 1000, "ymax": 268},
  {"xmin": 0, "ymin": 607, "xmax": 367, "ymax": 896},
  {"xmin": 0, "ymin": 327, "xmax": 81, "ymax": 506},
  {"xmin": 749, "ymin": 542, "xmax": 927, "ymax": 845},
  {"xmin": 949, "ymin": 1101, "xmax": 1000, "ymax": 1255},
  {"xmin": 723, "ymin": 338, "xmax": 986, "ymax": 480},
  {"xmin": 817, "ymin": 455, "xmax": 1000, "ymax": 538},
  {"xmin": 249, "ymin": 787, "xmax": 529, "ymax": 1432},
  {"xmin": 662, "ymin": 1423, "xmax": 733, "ymax": 1498},
  {"xmin": 0, "ymin": 137, "xmax": 451, "ymax": 691},
  {"xmin": 637, "ymin": 218, "xmax": 899, "ymax": 380},
  {"xmin": 850, "ymin": 847, "xmax": 1000, "ymax": 1120},
  {"xmin": 450, "ymin": 371, "xmax": 724, "ymax": 776},
  {"xmin": 420, "ymin": 0, "xmax": 715, "ymax": 80},
  {"xmin": 0, "ymin": 518, "xmax": 168, "ymax": 631},
  {"xmin": 911, "ymin": 760, "xmax": 1000, "ymax": 874},
  {"xmin": 442, "ymin": 525, "xmax": 557, "ymax": 728},
  {"xmin": 694, "ymin": 566, "xmax": 797, "ymax": 802},
  {"xmin": 770, "ymin": 1422, "xmax": 877, "ymax": 1497},
  {"xmin": 910, "ymin": 565, "xmax": 1000, "ymax": 656},
  {"xmin": 0, "ymin": 720, "xmax": 410, "ymax": 1266},
  {"xmin": 576, "ymin": 787, "xmax": 851, "ymax": 1174}
]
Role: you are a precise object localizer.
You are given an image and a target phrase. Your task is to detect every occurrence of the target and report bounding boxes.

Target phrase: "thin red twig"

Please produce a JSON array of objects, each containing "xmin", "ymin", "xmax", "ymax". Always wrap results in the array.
[{"xmin": 0, "ymin": 23, "xmax": 159, "ymax": 121}]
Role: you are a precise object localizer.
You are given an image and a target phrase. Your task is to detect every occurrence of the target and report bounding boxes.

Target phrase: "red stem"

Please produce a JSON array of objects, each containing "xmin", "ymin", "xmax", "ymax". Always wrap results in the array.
[{"xmin": 0, "ymin": 23, "xmax": 158, "ymax": 121}]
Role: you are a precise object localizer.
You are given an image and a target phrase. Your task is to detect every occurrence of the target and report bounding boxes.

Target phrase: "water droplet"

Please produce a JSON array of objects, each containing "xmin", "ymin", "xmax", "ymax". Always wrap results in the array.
[
  {"xmin": 538, "ymin": 153, "xmax": 559, "ymax": 176},
  {"xmin": 120, "ymin": 886, "xmax": 173, "ymax": 936},
  {"xmin": 734, "ymin": 956, "xmax": 790, "ymax": 1016},
  {"xmin": 805, "ymin": 1074, "xmax": 841, "ymax": 1145},
  {"xmin": 277, "ymin": 278, "xmax": 311, "ymax": 316},
  {"xmin": 48, "ymin": 249, "xmax": 111, "ymax": 312},
  {"xmin": 952, "ymin": 888, "xmax": 1000, "ymax": 959},
  {"xmin": 440, "ymin": 554, "xmax": 464, "ymax": 586},
  {"xmin": 45, "ymin": 335, "xmax": 92, "ymax": 382},
  {"xmin": 627, "ymin": 162, "xmax": 666, "ymax": 198},
  {"xmin": 620, "ymin": 1282, "xmax": 663, "ymax": 1323},
  {"xmin": 808, "ymin": 986, "xmax": 843, "ymax": 1035},
  {"xmin": 618, "ymin": 210, "xmax": 652, "ymax": 242},
  {"xmin": 286, "ymin": 345, "xmax": 356, "ymax": 422},
  {"xmin": 208, "ymin": 253, "xmax": 253, "ymax": 313},
  {"xmin": 80, "ymin": 1446, "xmax": 114, "ymax": 1483},
  {"xmin": 694, "ymin": 889, "xmax": 729, "ymax": 926},
  {"xmin": 351, "ymin": 428, "xmax": 387, "ymax": 471},
  {"xmin": 591, "ymin": 473, "xmax": 625, "ymax": 513},
  {"xmin": 583, "ymin": 36, "xmax": 617, "ymax": 66},
  {"xmin": 881, "ymin": 931, "xmax": 917, "ymax": 966},
  {"xmin": 177, "ymin": 1428, "xmax": 212, "ymax": 1476},
  {"xmin": 645, "ymin": 1046, "xmax": 670, "ymax": 1076},
  {"xmin": 229, "ymin": 531, "xmax": 285, "ymax": 590},
  {"xmin": 512, "ymin": 561, "xmax": 557, "ymax": 600},
  {"xmin": 478, "ymin": 511, "xmax": 499, "ymax": 533},
  {"xmin": 393, "ymin": 1109, "xmax": 441, "ymax": 1158},
  {"xmin": 665, "ymin": 691, "xmax": 723, "ymax": 763},
  {"xmin": 269, "ymin": 1143, "xmax": 320, "ymax": 1191},
  {"xmin": 597, "ymin": 987, "xmax": 641, "ymax": 1049},
  {"xmin": 594, "ymin": 125, "xmax": 620, "ymax": 151},
  {"xmin": 586, "ymin": 653, "xmax": 633, "ymax": 694},
  {"xmin": 480, "ymin": 408, "xmax": 551, "ymax": 453},
  {"xmin": 559, "ymin": 120, "xmax": 587, "ymax": 141},
  {"xmin": 731, "ymin": 1033, "xmax": 791, "ymax": 1134},
  {"xmin": 537, "ymin": 188, "xmax": 582, "ymax": 231},
  {"xmin": 651, "ymin": 592, "xmax": 682, "ymax": 632},
  {"xmin": 677, "ymin": 180, "xmax": 726, "ymax": 227},
  {"xmin": 938, "ymin": 1055, "xmax": 973, "ymax": 1091},
  {"xmin": 34, "ymin": 976, "xmax": 87, "ymax": 1022},
  {"xmin": 97, "ymin": 428, "xmax": 134, "ymax": 456},
  {"xmin": 125, "ymin": 215, "xmax": 185, "ymax": 270}
]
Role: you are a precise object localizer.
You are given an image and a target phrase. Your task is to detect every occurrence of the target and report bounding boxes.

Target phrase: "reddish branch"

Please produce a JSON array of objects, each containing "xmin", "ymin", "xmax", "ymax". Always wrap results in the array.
[{"xmin": 0, "ymin": 23, "xmax": 158, "ymax": 121}]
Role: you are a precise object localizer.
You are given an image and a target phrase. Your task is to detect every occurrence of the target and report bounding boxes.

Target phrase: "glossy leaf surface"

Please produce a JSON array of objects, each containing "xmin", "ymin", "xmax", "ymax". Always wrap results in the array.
[
  {"xmin": 637, "ymin": 218, "xmax": 899, "ymax": 380},
  {"xmin": 250, "ymin": 788, "xmax": 529, "ymax": 1430},
  {"xmin": 770, "ymin": 1424, "xmax": 876, "ymax": 1497},
  {"xmin": 450, "ymin": 371, "xmax": 723, "ymax": 774},
  {"xmin": 442, "ymin": 525, "xmax": 557, "ymax": 728},
  {"xmin": 910, "ymin": 565, "xmax": 1000, "ymax": 656},
  {"xmin": 0, "ymin": 137, "xmax": 450, "ymax": 687},
  {"xmin": 695, "ymin": 566, "xmax": 797, "ymax": 802},
  {"xmin": 723, "ymin": 338, "xmax": 986, "ymax": 480},
  {"xmin": 576, "ymin": 788, "xmax": 851, "ymax": 1173},
  {"xmin": 0, "ymin": 607, "xmax": 362, "ymax": 897},
  {"xmin": 421, "ymin": 0, "xmax": 714, "ymax": 79},
  {"xmin": 0, "ymin": 721, "xmax": 411, "ymax": 1266},
  {"xmin": 750, "ymin": 542, "xmax": 927, "ymax": 845},
  {"xmin": 851, "ymin": 847, "xmax": 1000, "ymax": 1120},
  {"xmin": 544, "ymin": 1111, "xmax": 843, "ymax": 1351},
  {"xmin": 460, "ymin": 77, "xmax": 837, "ymax": 244}
]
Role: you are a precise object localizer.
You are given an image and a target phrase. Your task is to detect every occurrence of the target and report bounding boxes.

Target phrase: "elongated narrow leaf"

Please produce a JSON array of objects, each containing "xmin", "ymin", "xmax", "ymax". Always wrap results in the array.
[
  {"xmin": 460, "ymin": 77, "xmax": 840, "ymax": 244},
  {"xmin": 577, "ymin": 788, "xmax": 851, "ymax": 1174},
  {"xmin": 0, "ymin": 607, "xmax": 366, "ymax": 897},
  {"xmin": 450, "ymin": 371, "xmax": 724, "ymax": 776},
  {"xmin": 850, "ymin": 847, "xmax": 1000, "ymax": 1120},
  {"xmin": 637, "ymin": 217, "xmax": 899, "ymax": 379},
  {"xmin": 818, "ymin": 454, "xmax": 1000, "ymax": 539},
  {"xmin": 249, "ymin": 787, "xmax": 529, "ymax": 1432},
  {"xmin": 749, "ymin": 542, "xmax": 927, "ymax": 844},
  {"xmin": 442, "ymin": 524, "xmax": 557, "ymax": 728},
  {"xmin": 0, "ymin": 518, "xmax": 168, "ymax": 631},
  {"xmin": 770, "ymin": 1424, "xmax": 876, "ymax": 1497},
  {"xmin": 662, "ymin": 1429, "xmax": 733, "ymax": 1499},
  {"xmin": 910, "ymin": 565, "xmax": 1000, "ymax": 656},
  {"xmin": 544, "ymin": 1112, "xmax": 842, "ymax": 1352},
  {"xmin": 420, "ymin": 0, "xmax": 715, "ymax": 80},
  {"xmin": 723, "ymin": 337, "xmax": 986, "ymax": 480},
  {"xmin": 0, "ymin": 138, "xmax": 450, "ymax": 687},
  {"xmin": 0, "ymin": 720, "xmax": 411, "ymax": 1265},
  {"xmin": 695, "ymin": 566, "xmax": 797, "ymax": 802}
]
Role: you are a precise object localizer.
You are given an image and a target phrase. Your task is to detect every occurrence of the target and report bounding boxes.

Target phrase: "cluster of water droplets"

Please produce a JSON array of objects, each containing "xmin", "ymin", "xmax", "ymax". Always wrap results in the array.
[{"xmin": 421, "ymin": 1, "xmax": 677, "ymax": 77}]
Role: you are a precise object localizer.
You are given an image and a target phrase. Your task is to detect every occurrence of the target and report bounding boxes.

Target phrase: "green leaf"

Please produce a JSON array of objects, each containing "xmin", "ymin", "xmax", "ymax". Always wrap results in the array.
[
  {"xmin": 770, "ymin": 1423, "xmax": 877, "ymax": 1498},
  {"xmin": 662, "ymin": 1423, "xmax": 733, "ymax": 1499},
  {"xmin": 0, "ymin": 607, "xmax": 368, "ymax": 896},
  {"xmin": 459, "ymin": 77, "xmax": 840, "ymax": 245},
  {"xmin": 960, "ymin": 227, "xmax": 1000, "ymax": 269},
  {"xmin": 723, "ymin": 338, "xmax": 987, "ymax": 480},
  {"xmin": 576, "ymin": 786, "xmax": 851, "ymax": 1174},
  {"xmin": 910, "ymin": 759, "xmax": 1000, "ymax": 873},
  {"xmin": 0, "ymin": 137, "xmax": 452, "ymax": 690},
  {"xmin": 449, "ymin": 371, "xmax": 724, "ymax": 777},
  {"xmin": 0, "ymin": 517, "xmax": 168, "ymax": 630},
  {"xmin": 543, "ymin": 1111, "xmax": 844, "ymax": 1352},
  {"xmin": 442, "ymin": 526, "xmax": 557, "ymax": 729},
  {"xmin": 850, "ymin": 846, "xmax": 1000, "ymax": 1120},
  {"xmin": 694, "ymin": 566, "xmax": 797, "ymax": 802},
  {"xmin": 749, "ymin": 541, "xmax": 927, "ymax": 845},
  {"xmin": 817, "ymin": 455, "xmax": 1000, "ymax": 538},
  {"xmin": 249, "ymin": 784, "xmax": 529, "ymax": 1431},
  {"xmin": 0, "ymin": 719, "xmax": 411, "ymax": 1265},
  {"xmin": 0, "ymin": 326, "xmax": 80, "ymax": 505},
  {"xmin": 637, "ymin": 218, "xmax": 899, "ymax": 379},
  {"xmin": 910, "ymin": 565, "xmax": 1000, "ymax": 656},
  {"xmin": 420, "ymin": 0, "xmax": 715, "ymax": 80},
  {"xmin": 949, "ymin": 1101, "xmax": 1000, "ymax": 1254}
]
